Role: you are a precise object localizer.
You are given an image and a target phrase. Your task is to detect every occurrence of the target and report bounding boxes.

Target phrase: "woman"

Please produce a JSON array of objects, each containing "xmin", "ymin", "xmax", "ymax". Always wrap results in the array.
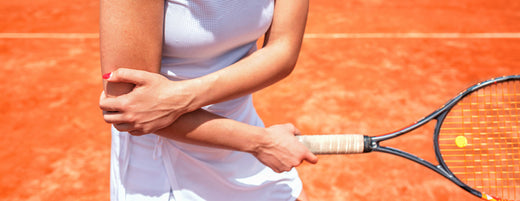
[{"xmin": 99, "ymin": 0, "xmax": 317, "ymax": 200}]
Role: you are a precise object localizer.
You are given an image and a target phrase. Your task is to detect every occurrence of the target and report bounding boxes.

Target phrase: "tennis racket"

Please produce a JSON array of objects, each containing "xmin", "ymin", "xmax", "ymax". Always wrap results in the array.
[{"xmin": 297, "ymin": 75, "xmax": 520, "ymax": 201}]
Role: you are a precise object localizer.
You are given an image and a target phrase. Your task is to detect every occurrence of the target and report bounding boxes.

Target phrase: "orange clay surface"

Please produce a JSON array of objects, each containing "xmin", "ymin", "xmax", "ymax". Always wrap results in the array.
[{"xmin": 1, "ymin": 0, "xmax": 519, "ymax": 200}]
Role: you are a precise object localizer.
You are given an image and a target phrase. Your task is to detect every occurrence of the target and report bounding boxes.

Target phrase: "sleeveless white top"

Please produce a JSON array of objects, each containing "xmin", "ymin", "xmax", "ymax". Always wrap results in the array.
[{"xmin": 110, "ymin": 0, "xmax": 303, "ymax": 200}]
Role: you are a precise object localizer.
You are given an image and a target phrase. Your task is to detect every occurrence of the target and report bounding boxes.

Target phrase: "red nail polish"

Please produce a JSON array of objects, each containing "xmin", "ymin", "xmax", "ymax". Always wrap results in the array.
[{"xmin": 102, "ymin": 72, "xmax": 112, "ymax": 79}]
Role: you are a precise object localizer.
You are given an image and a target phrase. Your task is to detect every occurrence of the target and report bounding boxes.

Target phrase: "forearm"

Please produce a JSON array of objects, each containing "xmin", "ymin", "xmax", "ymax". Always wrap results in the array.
[
  {"xmin": 154, "ymin": 109, "xmax": 268, "ymax": 153},
  {"xmin": 152, "ymin": 0, "xmax": 309, "ymax": 150},
  {"xmin": 184, "ymin": 0, "xmax": 309, "ymax": 111},
  {"xmin": 185, "ymin": 44, "xmax": 300, "ymax": 110},
  {"xmin": 154, "ymin": 108, "xmax": 317, "ymax": 173}
]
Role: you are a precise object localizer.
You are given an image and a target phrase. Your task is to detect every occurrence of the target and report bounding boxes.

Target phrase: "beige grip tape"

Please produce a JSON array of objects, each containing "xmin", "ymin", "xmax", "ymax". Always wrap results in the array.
[{"xmin": 296, "ymin": 134, "xmax": 365, "ymax": 154}]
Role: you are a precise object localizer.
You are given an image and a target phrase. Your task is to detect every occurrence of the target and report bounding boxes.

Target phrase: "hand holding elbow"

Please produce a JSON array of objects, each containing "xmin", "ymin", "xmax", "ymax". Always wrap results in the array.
[{"xmin": 99, "ymin": 68, "xmax": 197, "ymax": 134}]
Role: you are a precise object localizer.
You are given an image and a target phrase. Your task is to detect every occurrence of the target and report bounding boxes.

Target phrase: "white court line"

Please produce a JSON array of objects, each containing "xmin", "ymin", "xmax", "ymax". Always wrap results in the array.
[
  {"xmin": 0, "ymin": 33, "xmax": 99, "ymax": 39},
  {"xmin": 1, "ymin": 32, "xmax": 520, "ymax": 39},
  {"xmin": 304, "ymin": 33, "xmax": 520, "ymax": 39}
]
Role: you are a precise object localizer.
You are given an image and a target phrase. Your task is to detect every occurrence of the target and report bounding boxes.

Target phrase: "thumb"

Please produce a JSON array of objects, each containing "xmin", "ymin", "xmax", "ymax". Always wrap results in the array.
[
  {"xmin": 305, "ymin": 152, "xmax": 319, "ymax": 164},
  {"xmin": 103, "ymin": 68, "xmax": 151, "ymax": 85}
]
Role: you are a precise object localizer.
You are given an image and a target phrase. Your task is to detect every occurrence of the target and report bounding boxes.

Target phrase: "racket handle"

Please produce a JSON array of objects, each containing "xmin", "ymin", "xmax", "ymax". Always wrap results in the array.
[{"xmin": 296, "ymin": 134, "xmax": 370, "ymax": 154}]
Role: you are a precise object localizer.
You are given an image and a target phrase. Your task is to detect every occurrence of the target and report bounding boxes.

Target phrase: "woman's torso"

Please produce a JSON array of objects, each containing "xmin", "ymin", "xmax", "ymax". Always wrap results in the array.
[{"xmin": 111, "ymin": 1, "xmax": 303, "ymax": 201}]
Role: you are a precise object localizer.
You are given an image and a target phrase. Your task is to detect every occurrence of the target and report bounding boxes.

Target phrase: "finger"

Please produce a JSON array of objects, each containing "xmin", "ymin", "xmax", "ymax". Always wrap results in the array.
[
  {"xmin": 105, "ymin": 68, "xmax": 152, "ymax": 85},
  {"xmin": 99, "ymin": 90, "xmax": 106, "ymax": 101},
  {"xmin": 114, "ymin": 123, "xmax": 134, "ymax": 132},
  {"xmin": 304, "ymin": 152, "xmax": 319, "ymax": 164},
  {"xmin": 103, "ymin": 112, "xmax": 127, "ymax": 124},
  {"xmin": 282, "ymin": 123, "xmax": 300, "ymax": 135},
  {"xmin": 293, "ymin": 126, "xmax": 301, "ymax": 136},
  {"xmin": 288, "ymin": 123, "xmax": 301, "ymax": 136},
  {"xmin": 272, "ymin": 168, "xmax": 283, "ymax": 173},
  {"xmin": 99, "ymin": 97, "xmax": 124, "ymax": 112},
  {"xmin": 129, "ymin": 130, "xmax": 146, "ymax": 136}
]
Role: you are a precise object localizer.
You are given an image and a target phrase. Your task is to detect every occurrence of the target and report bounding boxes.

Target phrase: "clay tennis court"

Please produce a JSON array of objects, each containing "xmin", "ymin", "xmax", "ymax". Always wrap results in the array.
[{"xmin": 1, "ymin": 0, "xmax": 519, "ymax": 200}]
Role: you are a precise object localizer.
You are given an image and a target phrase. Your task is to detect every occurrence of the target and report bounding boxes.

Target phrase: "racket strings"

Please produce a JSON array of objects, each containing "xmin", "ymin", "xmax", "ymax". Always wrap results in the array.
[{"xmin": 439, "ymin": 79, "xmax": 520, "ymax": 201}]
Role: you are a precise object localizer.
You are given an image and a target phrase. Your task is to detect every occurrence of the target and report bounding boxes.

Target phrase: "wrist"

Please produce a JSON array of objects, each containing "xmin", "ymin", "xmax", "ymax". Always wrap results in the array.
[
  {"xmin": 160, "ymin": 78, "xmax": 201, "ymax": 114},
  {"xmin": 183, "ymin": 74, "xmax": 219, "ymax": 110},
  {"xmin": 244, "ymin": 127, "xmax": 272, "ymax": 155}
]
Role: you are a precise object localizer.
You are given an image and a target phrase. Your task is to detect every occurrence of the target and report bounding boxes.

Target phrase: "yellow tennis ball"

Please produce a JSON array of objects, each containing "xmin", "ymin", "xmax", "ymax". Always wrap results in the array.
[{"xmin": 455, "ymin": 136, "xmax": 468, "ymax": 148}]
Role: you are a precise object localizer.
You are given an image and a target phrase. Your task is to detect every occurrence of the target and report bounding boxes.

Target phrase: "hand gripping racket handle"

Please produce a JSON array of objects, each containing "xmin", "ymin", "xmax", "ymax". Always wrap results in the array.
[{"xmin": 296, "ymin": 134, "xmax": 371, "ymax": 154}]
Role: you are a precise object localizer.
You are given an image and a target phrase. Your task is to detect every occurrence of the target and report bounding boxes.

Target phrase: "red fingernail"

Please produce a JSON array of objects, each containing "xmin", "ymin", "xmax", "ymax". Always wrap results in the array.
[{"xmin": 102, "ymin": 72, "xmax": 112, "ymax": 79}]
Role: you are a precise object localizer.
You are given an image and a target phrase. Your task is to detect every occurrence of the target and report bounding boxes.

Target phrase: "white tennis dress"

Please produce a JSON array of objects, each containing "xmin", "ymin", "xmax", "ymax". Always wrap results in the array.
[{"xmin": 110, "ymin": 0, "xmax": 303, "ymax": 200}]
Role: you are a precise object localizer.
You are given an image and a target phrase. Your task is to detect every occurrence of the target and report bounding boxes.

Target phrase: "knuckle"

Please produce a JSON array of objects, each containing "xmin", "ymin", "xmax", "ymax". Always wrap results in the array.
[
  {"xmin": 99, "ymin": 100, "xmax": 108, "ymax": 110},
  {"xmin": 284, "ymin": 123, "xmax": 296, "ymax": 132},
  {"xmin": 141, "ymin": 126, "xmax": 152, "ymax": 134},
  {"xmin": 119, "ymin": 99, "xmax": 130, "ymax": 111},
  {"xmin": 132, "ymin": 123, "xmax": 143, "ymax": 131},
  {"xmin": 114, "ymin": 68, "xmax": 123, "ymax": 77},
  {"xmin": 123, "ymin": 113, "xmax": 137, "ymax": 123}
]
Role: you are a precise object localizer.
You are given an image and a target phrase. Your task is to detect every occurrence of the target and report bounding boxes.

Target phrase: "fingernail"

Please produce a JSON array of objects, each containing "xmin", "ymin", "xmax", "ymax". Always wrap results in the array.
[{"xmin": 102, "ymin": 72, "xmax": 112, "ymax": 79}]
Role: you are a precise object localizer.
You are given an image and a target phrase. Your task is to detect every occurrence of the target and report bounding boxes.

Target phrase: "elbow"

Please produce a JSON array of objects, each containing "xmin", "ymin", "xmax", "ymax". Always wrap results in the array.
[
  {"xmin": 277, "ymin": 50, "xmax": 300, "ymax": 80},
  {"xmin": 261, "ymin": 38, "xmax": 303, "ymax": 81},
  {"xmin": 277, "ymin": 41, "xmax": 303, "ymax": 79},
  {"xmin": 279, "ymin": 61, "xmax": 297, "ymax": 80}
]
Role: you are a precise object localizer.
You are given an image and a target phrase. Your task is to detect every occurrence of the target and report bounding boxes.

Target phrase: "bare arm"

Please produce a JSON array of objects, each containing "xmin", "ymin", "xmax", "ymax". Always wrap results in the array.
[
  {"xmin": 157, "ymin": 0, "xmax": 315, "ymax": 171},
  {"xmin": 154, "ymin": 109, "xmax": 316, "ymax": 173},
  {"xmin": 184, "ymin": 0, "xmax": 310, "ymax": 111},
  {"xmin": 101, "ymin": 0, "xmax": 310, "ymax": 134},
  {"xmin": 99, "ymin": 0, "xmax": 316, "ymax": 172},
  {"xmin": 99, "ymin": 0, "xmax": 163, "ymax": 94}
]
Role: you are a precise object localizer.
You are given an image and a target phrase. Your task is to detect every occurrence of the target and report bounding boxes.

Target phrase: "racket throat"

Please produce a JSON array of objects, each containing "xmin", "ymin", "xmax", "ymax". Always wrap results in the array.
[{"xmin": 363, "ymin": 136, "xmax": 374, "ymax": 152}]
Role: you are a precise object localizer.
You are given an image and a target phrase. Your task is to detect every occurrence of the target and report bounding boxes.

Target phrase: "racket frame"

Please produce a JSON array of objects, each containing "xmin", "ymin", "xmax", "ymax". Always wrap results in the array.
[{"xmin": 362, "ymin": 75, "xmax": 520, "ymax": 200}]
